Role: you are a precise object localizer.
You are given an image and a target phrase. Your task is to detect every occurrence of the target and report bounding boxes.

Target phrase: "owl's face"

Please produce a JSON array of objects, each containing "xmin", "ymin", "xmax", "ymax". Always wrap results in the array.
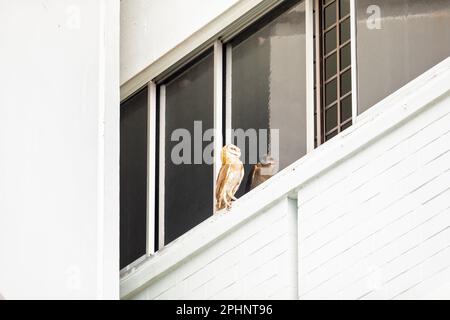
[{"xmin": 222, "ymin": 144, "xmax": 241, "ymax": 163}]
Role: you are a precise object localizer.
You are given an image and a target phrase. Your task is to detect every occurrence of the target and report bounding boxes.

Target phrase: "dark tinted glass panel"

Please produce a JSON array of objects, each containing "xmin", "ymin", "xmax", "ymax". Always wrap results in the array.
[
  {"xmin": 325, "ymin": 104, "xmax": 337, "ymax": 132},
  {"xmin": 340, "ymin": 43, "xmax": 351, "ymax": 70},
  {"xmin": 324, "ymin": 1, "xmax": 337, "ymax": 29},
  {"xmin": 230, "ymin": 0, "xmax": 307, "ymax": 197},
  {"xmin": 324, "ymin": 28, "xmax": 337, "ymax": 54},
  {"xmin": 325, "ymin": 78, "xmax": 337, "ymax": 105},
  {"xmin": 164, "ymin": 52, "xmax": 214, "ymax": 244},
  {"xmin": 340, "ymin": 69, "xmax": 351, "ymax": 95},
  {"xmin": 342, "ymin": 119, "xmax": 352, "ymax": 130},
  {"xmin": 325, "ymin": 52, "xmax": 337, "ymax": 80},
  {"xmin": 340, "ymin": 18, "xmax": 350, "ymax": 44},
  {"xmin": 120, "ymin": 86, "xmax": 148, "ymax": 269},
  {"xmin": 356, "ymin": 0, "xmax": 450, "ymax": 114},
  {"xmin": 326, "ymin": 129, "xmax": 338, "ymax": 140},
  {"xmin": 341, "ymin": 94, "xmax": 352, "ymax": 121},
  {"xmin": 340, "ymin": 0, "xmax": 350, "ymax": 18}
]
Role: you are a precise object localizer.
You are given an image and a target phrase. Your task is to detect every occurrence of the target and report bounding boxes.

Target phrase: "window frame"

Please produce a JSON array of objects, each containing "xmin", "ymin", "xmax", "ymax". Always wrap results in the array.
[
  {"xmin": 155, "ymin": 48, "xmax": 219, "ymax": 250},
  {"xmin": 119, "ymin": 0, "xmax": 359, "ymax": 272},
  {"xmin": 350, "ymin": 0, "xmax": 358, "ymax": 124},
  {"xmin": 119, "ymin": 85, "xmax": 150, "ymax": 269},
  {"xmin": 312, "ymin": 0, "xmax": 357, "ymax": 146}
]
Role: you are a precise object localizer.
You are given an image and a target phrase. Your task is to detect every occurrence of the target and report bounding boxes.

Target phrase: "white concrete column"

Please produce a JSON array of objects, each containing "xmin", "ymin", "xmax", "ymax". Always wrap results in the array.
[{"xmin": 0, "ymin": 0, "xmax": 120, "ymax": 299}]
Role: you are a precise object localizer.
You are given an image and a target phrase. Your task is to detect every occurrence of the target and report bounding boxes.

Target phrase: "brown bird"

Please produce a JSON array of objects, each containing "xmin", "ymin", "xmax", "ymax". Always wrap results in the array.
[
  {"xmin": 245, "ymin": 155, "xmax": 277, "ymax": 193},
  {"xmin": 215, "ymin": 144, "xmax": 244, "ymax": 211}
]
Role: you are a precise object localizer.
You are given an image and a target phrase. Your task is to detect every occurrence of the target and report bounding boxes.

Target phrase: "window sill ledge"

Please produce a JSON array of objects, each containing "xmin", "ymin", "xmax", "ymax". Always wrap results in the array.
[{"xmin": 120, "ymin": 57, "xmax": 450, "ymax": 299}]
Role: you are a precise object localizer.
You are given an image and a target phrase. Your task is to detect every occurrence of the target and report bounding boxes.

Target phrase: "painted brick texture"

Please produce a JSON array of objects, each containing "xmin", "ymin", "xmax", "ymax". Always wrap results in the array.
[
  {"xmin": 130, "ymin": 198, "xmax": 298, "ymax": 300},
  {"xmin": 298, "ymin": 92, "xmax": 450, "ymax": 299}
]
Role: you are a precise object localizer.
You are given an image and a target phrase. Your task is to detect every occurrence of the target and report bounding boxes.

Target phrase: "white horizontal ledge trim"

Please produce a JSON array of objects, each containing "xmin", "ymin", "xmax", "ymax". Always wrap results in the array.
[{"xmin": 120, "ymin": 57, "xmax": 450, "ymax": 299}]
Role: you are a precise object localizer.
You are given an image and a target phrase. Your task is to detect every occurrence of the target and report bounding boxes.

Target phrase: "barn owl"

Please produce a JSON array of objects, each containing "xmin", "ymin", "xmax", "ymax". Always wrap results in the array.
[
  {"xmin": 245, "ymin": 155, "xmax": 277, "ymax": 193},
  {"xmin": 215, "ymin": 144, "xmax": 244, "ymax": 211}
]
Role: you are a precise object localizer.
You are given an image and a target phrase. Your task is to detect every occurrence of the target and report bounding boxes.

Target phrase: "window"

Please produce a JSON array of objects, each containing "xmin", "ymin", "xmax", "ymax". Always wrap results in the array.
[
  {"xmin": 119, "ymin": 0, "xmax": 450, "ymax": 269},
  {"xmin": 314, "ymin": 0, "xmax": 352, "ymax": 144},
  {"xmin": 356, "ymin": 0, "xmax": 450, "ymax": 114},
  {"xmin": 226, "ymin": 0, "xmax": 307, "ymax": 197},
  {"xmin": 157, "ymin": 51, "xmax": 215, "ymax": 247},
  {"xmin": 121, "ymin": 0, "xmax": 339, "ymax": 266},
  {"xmin": 120, "ymin": 86, "xmax": 148, "ymax": 269}
]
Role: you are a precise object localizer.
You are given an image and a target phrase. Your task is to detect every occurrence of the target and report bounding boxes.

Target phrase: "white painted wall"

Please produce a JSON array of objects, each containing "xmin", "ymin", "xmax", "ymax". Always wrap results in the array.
[
  {"xmin": 120, "ymin": 0, "xmax": 239, "ymax": 84},
  {"xmin": 298, "ymin": 68, "xmax": 450, "ymax": 300},
  {"xmin": 125, "ymin": 198, "xmax": 298, "ymax": 300},
  {"xmin": 0, "ymin": 0, "xmax": 120, "ymax": 299}
]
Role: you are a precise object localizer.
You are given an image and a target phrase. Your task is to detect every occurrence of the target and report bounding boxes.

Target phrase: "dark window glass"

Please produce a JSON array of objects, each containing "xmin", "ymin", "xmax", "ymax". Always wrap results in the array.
[
  {"xmin": 342, "ymin": 120, "xmax": 352, "ymax": 130},
  {"xmin": 230, "ymin": 0, "xmax": 307, "ymax": 197},
  {"xmin": 340, "ymin": 43, "xmax": 351, "ymax": 70},
  {"xmin": 326, "ymin": 129, "xmax": 338, "ymax": 140},
  {"xmin": 356, "ymin": 0, "xmax": 450, "ymax": 114},
  {"xmin": 340, "ymin": 0, "xmax": 350, "ymax": 18},
  {"xmin": 324, "ymin": 1, "xmax": 337, "ymax": 29},
  {"xmin": 120, "ymin": 86, "xmax": 148, "ymax": 269},
  {"xmin": 163, "ymin": 52, "xmax": 214, "ymax": 244},
  {"xmin": 341, "ymin": 94, "xmax": 352, "ymax": 122},
  {"xmin": 340, "ymin": 18, "xmax": 350, "ymax": 44},
  {"xmin": 325, "ymin": 78, "xmax": 337, "ymax": 106},
  {"xmin": 316, "ymin": 0, "xmax": 352, "ymax": 144},
  {"xmin": 325, "ymin": 104, "xmax": 338, "ymax": 132},
  {"xmin": 324, "ymin": 27, "xmax": 337, "ymax": 54},
  {"xmin": 325, "ymin": 52, "xmax": 337, "ymax": 80},
  {"xmin": 340, "ymin": 69, "xmax": 351, "ymax": 95}
]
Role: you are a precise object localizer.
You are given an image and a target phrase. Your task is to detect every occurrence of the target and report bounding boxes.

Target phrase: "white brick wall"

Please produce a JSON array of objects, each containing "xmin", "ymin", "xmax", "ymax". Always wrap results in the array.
[
  {"xmin": 128, "ymin": 198, "xmax": 298, "ymax": 300},
  {"xmin": 298, "ymin": 86, "xmax": 450, "ymax": 299}
]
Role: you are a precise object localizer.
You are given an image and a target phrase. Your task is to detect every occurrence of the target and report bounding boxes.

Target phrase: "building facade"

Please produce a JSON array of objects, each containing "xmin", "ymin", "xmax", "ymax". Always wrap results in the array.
[
  {"xmin": 1, "ymin": 0, "xmax": 449, "ymax": 300},
  {"xmin": 120, "ymin": 0, "xmax": 450, "ymax": 300}
]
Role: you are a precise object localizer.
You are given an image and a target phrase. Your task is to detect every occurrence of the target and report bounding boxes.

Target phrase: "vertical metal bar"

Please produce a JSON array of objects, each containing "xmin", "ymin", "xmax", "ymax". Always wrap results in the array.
[
  {"xmin": 146, "ymin": 82, "xmax": 157, "ymax": 255},
  {"xmin": 225, "ymin": 44, "xmax": 233, "ymax": 145},
  {"xmin": 314, "ymin": 0, "xmax": 323, "ymax": 145},
  {"xmin": 158, "ymin": 85, "xmax": 166, "ymax": 249},
  {"xmin": 350, "ymin": 0, "xmax": 358, "ymax": 123},
  {"xmin": 213, "ymin": 41, "xmax": 223, "ymax": 213},
  {"xmin": 306, "ymin": 0, "xmax": 316, "ymax": 153},
  {"xmin": 336, "ymin": 0, "xmax": 341, "ymax": 133}
]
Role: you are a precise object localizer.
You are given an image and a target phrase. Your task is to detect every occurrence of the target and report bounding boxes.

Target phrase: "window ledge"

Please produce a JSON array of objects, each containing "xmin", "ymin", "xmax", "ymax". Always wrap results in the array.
[{"xmin": 120, "ymin": 57, "xmax": 450, "ymax": 299}]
